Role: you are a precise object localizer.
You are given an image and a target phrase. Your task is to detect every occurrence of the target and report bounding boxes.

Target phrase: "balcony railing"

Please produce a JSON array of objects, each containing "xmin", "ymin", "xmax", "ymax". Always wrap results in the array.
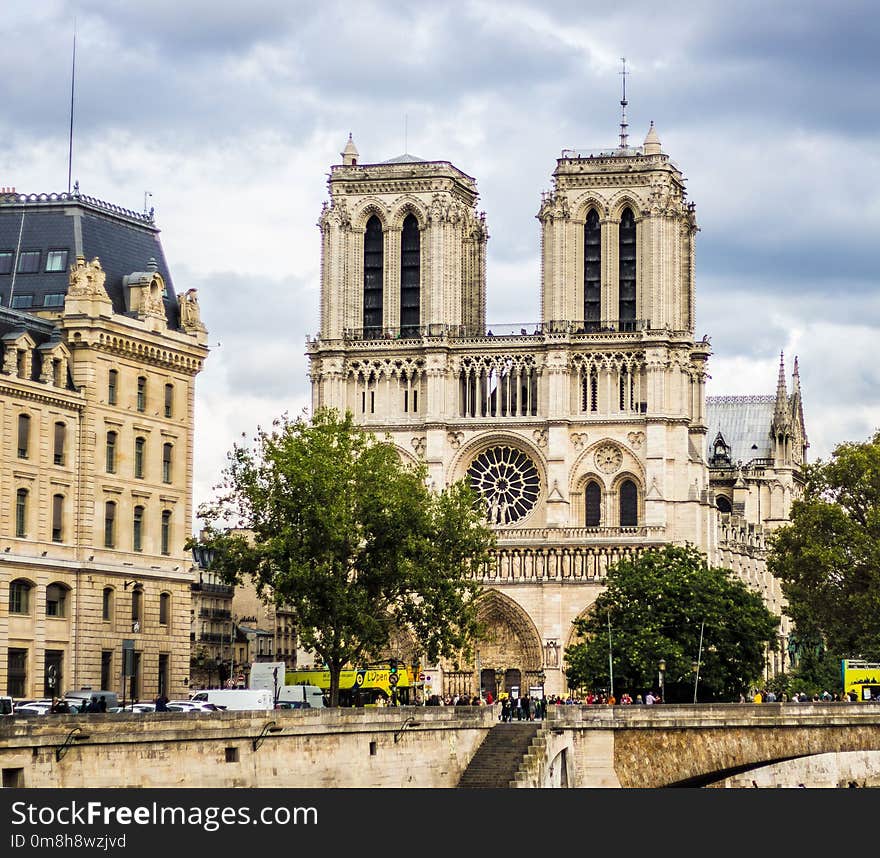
[
  {"xmin": 309, "ymin": 319, "xmax": 650, "ymax": 345},
  {"xmin": 191, "ymin": 582, "xmax": 234, "ymax": 596},
  {"xmin": 199, "ymin": 608, "xmax": 231, "ymax": 620}
]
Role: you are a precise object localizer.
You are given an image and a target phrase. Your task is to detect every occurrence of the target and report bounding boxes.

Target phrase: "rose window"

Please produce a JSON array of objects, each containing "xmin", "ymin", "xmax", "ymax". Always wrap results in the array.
[{"xmin": 467, "ymin": 445, "xmax": 540, "ymax": 525}]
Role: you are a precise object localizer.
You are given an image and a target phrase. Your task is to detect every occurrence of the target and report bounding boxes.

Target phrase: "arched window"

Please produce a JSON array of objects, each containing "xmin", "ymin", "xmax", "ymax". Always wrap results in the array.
[
  {"xmin": 108, "ymin": 369, "xmax": 118, "ymax": 405},
  {"xmin": 136, "ymin": 376, "xmax": 147, "ymax": 412},
  {"xmin": 363, "ymin": 215, "xmax": 384, "ymax": 337},
  {"xmin": 134, "ymin": 436, "xmax": 146, "ymax": 479},
  {"xmin": 161, "ymin": 510, "xmax": 172, "ymax": 556},
  {"xmin": 584, "ymin": 208, "xmax": 601, "ymax": 330},
  {"xmin": 46, "ymin": 583, "xmax": 69, "ymax": 617},
  {"xmin": 53, "ymin": 422, "xmax": 66, "ymax": 466},
  {"xmin": 51, "ymin": 494, "xmax": 64, "ymax": 542},
  {"xmin": 15, "ymin": 488, "xmax": 28, "ymax": 537},
  {"xmin": 716, "ymin": 495, "xmax": 732, "ymax": 514},
  {"xmin": 159, "ymin": 592, "xmax": 170, "ymax": 626},
  {"xmin": 619, "ymin": 479, "xmax": 638, "ymax": 527},
  {"xmin": 133, "ymin": 505, "xmax": 144, "ymax": 552},
  {"xmin": 105, "ymin": 430, "xmax": 118, "ymax": 472},
  {"xmin": 8, "ymin": 579, "xmax": 31, "ymax": 614},
  {"xmin": 164, "ymin": 383, "xmax": 174, "ymax": 418},
  {"xmin": 585, "ymin": 482, "xmax": 601, "ymax": 527},
  {"xmin": 17, "ymin": 414, "xmax": 30, "ymax": 458},
  {"xmin": 102, "ymin": 587, "xmax": 114, "ymax": 621},
  {"xmin": 400, "ymin": 213, "xmax": 420, "ymax": 334},
  {"xmin": 104, "ymin": 501, "xmax": 116, "ymax": 548},
  {"xmin": 162, "ymin": 443, "xmax": 173, "ymax": 484},
  {"xmin": 618, "ymin": 207, "xmax": 636, "ymax": 329}
]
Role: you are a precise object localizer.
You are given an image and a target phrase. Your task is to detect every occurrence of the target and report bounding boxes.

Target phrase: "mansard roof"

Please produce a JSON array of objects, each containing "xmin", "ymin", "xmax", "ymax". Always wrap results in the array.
[
  {"xmin": 0, "ymin": 189, "xmax": 181, "ymax": 329},
  {"xmin": 705, "ymin": 396, "xmax": 776, "ymax": 465}
]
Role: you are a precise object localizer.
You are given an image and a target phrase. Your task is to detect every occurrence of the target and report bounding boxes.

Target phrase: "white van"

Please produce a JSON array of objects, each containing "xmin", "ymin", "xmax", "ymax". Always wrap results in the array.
[
  {"xmin": 189, "ymin": 689, "xmax": 273, "ymax": 711},
  {"xmin": 248, "ymin": 661, "xmax": 287, "ymax": 692},
  {"xmin": 276, "ymin": 684, "xmax": 326, "ymax": 709}
]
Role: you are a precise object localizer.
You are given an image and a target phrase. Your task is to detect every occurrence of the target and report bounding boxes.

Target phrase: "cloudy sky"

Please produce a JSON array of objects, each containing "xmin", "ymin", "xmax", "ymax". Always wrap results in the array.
[{"xmin": 2, "ymin": 1, "xmax": 878, "ymax": 525}]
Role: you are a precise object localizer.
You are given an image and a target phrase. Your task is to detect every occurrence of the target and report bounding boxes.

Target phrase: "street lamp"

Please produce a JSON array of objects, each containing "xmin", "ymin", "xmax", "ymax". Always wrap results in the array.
[
  {"xmin": 692, "ymin": 660, "xmax": 700, "ymax": 704},
  {"xmin": 658, "ymin": 659, "xmax": 666, "ymax": 703}
]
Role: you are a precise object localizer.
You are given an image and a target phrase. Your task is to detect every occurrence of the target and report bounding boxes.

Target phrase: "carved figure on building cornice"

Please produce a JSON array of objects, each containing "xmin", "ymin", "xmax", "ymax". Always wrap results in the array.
[
  {"xmin": 448, "ymin": 431, "xmax": 464, "ymax": 450},
  {"xmin": 627, "ymin": 431, "xmax": 645, "ymax": 449},
  {"xmin": 178, "ymin": 288, "xmax": 206, "ymax": 333},
  {"xmin": 68, "ymin": 255, "xmax": 108, "ymax": 298},
  {"xmin": 411, "ymin": 436, "xmax": 427, "ymax": 458},
  {"xmin": 570, "ymin": 432, "xmax": 589, "ymax": 450},
  {"xmin": 533, "ymin": 429, "xmax": 548, "ymax": 448}
]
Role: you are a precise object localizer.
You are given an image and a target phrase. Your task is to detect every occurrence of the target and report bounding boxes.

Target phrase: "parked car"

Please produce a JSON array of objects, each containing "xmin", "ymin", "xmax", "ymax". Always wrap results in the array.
[
  {"xmin": 166, "ymin": 700, "xmax": 225, "ymax": 712},
  {"xmin": 14, "ymin": 700, "xmax": 54, "ymax": 716}
]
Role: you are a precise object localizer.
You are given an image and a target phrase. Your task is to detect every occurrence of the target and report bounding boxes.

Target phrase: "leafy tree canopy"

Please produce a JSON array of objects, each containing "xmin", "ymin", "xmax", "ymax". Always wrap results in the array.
[
  {"xmin": 768, "ymin": 430, "xmax": 880, "ymax": 663},
  {"xmin": 190, "ymin": 408, "xmax": 495, "ymax": 705},
  {"xmin": 564, "ymin": 544, "xmax": 779, "ymax": 702}
]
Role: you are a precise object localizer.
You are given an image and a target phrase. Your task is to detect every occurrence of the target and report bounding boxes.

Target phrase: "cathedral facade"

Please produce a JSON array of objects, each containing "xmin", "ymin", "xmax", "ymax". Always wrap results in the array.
[{"xmin": 306, "ymin": 127, "xmax": 807, "ymax": 699}]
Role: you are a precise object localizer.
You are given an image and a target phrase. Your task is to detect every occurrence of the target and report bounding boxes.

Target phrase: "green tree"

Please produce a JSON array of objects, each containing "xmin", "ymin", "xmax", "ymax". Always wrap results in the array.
[
  {"xmin": 191, "ymin": 408, "xmax": 494, "ymax": 706},
  {"xmin": 564, "ymin": 544, "xmax": 779, "ymax": 702},
  {"xmin": 768, "ymin": 431, "xmax": 880, "ymax": 664}
]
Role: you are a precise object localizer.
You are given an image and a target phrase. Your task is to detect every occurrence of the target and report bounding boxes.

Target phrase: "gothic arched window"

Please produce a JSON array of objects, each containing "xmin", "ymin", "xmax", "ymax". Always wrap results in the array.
[
  {"xmin": 363, "ymin": 215, "xmax": 384, "ymax": 337},
  {"xmin": 584, "ymin": 209, "xmax": 601, "ymax": 330},
  {"xmin": 400, "ymin": 214, "xmax": 420, "ymax": 335},
  {"xmin": 618, "ymin": 207, "xmax": 636, "ymax": 329},
  {"xmin": 619, "ymin": 479, "xmax": 638, "ymax": 527},
  {"xmin": 585, "ymin": 481, "xmax": 601, "ymax": 527},
  {"xmin": 716, "ymin": 495, "xmax": 732, "ymax": 514}
]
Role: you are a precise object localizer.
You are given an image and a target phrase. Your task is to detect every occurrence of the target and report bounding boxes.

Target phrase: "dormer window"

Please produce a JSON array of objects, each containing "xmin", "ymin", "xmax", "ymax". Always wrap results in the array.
[{"xmin": 710, "ymin": 432, "xmax": 732, "ymax": 467}]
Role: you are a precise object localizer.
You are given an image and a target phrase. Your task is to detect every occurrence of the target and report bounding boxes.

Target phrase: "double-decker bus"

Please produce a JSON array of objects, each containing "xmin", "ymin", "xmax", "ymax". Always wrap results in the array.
[
  {"xmin": 285, "ymin": 664, "xmax": 416, "ymax": 707},
  {"xmin": 841, "ymin": 659, "xmax": 880, "ymax": 701}
]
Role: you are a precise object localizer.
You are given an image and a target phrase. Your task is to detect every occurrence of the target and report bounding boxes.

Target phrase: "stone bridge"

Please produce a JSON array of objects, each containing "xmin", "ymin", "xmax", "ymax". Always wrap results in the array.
[
  {"xmin": 2, "ymin": 702, "xmax": 879, "ymax": 788},
  {"xmin": 520, "ymin": 702, "xmax": 880, "ymax": 787}
]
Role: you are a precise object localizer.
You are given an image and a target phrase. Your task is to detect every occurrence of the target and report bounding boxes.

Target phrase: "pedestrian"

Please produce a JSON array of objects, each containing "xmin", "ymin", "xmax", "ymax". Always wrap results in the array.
[
  {"xmin": 98, "ymin": 695, "xmax": 107, "ymax": 712},
  {"xmin": 645, "ymin": 691, "xmax": 656, "ymax": 705},
  {"xmin": 155, "ymin": 693, "xmax": 169, "ymax": 712}
]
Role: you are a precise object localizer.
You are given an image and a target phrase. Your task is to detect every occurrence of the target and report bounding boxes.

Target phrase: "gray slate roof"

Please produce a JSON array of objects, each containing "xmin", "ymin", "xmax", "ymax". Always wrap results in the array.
[
  {"xmin": 0, "ymin": 191, "xmax": 180, "ymax": 328},
  {"xmin": 705, "ymin": 396, "xmax": 775, "ymax": 464},
  {"xmin": 381, "ymin": 153, "xmax": 426, "ymax": 163}
]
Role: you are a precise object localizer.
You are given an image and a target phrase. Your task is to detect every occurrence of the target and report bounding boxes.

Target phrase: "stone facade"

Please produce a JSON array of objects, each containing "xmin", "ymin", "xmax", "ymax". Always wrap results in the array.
[
  {"xmin": 306, "ymin": 128, "xmax": 807, "ymax": 699},
  {"xmin": 0, "ymin": 191, "xmax": 208, "ymax": 703}
]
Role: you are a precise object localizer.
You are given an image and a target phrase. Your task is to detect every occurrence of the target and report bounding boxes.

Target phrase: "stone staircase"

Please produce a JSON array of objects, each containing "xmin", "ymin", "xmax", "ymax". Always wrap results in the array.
[{"xmin": 458, "ymin": 722, "xmax": 541, "ymax": 788}]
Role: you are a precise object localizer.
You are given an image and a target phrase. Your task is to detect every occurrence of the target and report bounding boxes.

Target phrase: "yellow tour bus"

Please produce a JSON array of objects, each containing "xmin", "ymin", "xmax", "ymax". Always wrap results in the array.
[
  {"xmin": 841, "ymin": 659, "xmax": 880, "ymax": 702},
  {"xmin": 285, "ymin": 664, "xmax": 416, "ymax": 707}
]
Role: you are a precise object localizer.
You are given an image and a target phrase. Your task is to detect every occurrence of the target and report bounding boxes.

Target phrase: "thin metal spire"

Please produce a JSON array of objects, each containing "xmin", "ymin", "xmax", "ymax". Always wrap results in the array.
[
  {"xmin": 618, "ymin": 57, "xmax": 629, "ymax": 150},
  {"xmin": 67, "ymin": 19, "xmax": 77, "ymax": 194}
]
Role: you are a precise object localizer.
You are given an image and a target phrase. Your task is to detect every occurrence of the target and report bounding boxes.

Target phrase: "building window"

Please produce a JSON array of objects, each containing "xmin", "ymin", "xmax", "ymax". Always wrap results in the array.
[
  {"xmin": 8, "ymin": 579, "xmax": 31, "ymax": 614},
  {"xmin": 136, "ymin": 376, "xmax": 146, "ymax": 412},
  {"xmin": 400, "ymin": 213, "xmax": 420, "ymax": 334},
  {"xmin": 363, "ymin": 215, "xmax": 383, "ymax": 337},
  {"xmin": 104, "ymin": 501, "xmax": 116, "ymax": 548},
  {"xmin": 44, "ymin": 651, "xmax": 63, "ymax": 697},
  {"xmin": 7, "ymin": 648, "xmax": 27, "ymax": 698},
  {"xmin": 161, "ymin": 510, "xmax": 172, "ymax": 555},
  {"xmin": 584, "ymin": 208, "xmax": 601, "ymax": 329},
  {"xmin": 45, "ymin": 249, "xmax": 69, "ymax": 272},
  {"xmin": 618, "ymin": 207, "xmax": 636, "ymax": 329},
  {"xmin": 17, "ymin": 414, "xmax": 30, "ymax": 458},
  {"xmin": 134, "ymin": 436, "xmax": 146, "ymax": 479},
  {"xmin": 131, "ymin": 586, "xmax": 143, "ymax": 624},
  {"xmin": 101, "ymin": 651, "xmax": 112, "ymax": 691},
  {"xmin": 585, "ymin": 482, "xmax": 601, "ymax": 527},
  {"xmin": 43, "ymin": 293, "xmax": 65, "ymax": 307},
  {"xmin": 0, "ymin": 251, "xmax": 13, "ymax": 274},
  {"xmin": 162, "ymin": 443, "xmax": 173, "ymax": 484},
  {"xmin": 164, "ymin": 383, "xmax": 173, "ymax": 418},
  {"xmin": 46, "ymin": 583, "xmax": 68, "ymax": 617},
  {"xmin": 716, "ymin": 495, "xmax": 732, "ymax": 514},
  {"xmin": 158, "ymin": 653, "xmax": 169, "ymax": 698},
  {"xmin": 133, "ymin": 506, "xmax": 144, "ymax": 552},
  {"xmin": 51, "ymin": 494, "xmax": 64, "ymax": 542},
  {"xmin": 102, "ymin": 587, "xmax": 114, "ymax": 621},
  {"xmin": 53, "ymin": 421, "xmax": 66, "ymax": 465},
  {"xmin": 159, "ymin": 592, "xmax": 170, "ymax": 625},
  {"xmin": 10, "ymin": 294, "xmax": 33, "ymax": 309},
  {"xmin": 16, "ymin": 250, "xmax": 40, "ymax": 273},
  {"xmin": 620, "ymin": 479, "xmax": 638, "ymax": 528},
  {"xmin": 108, "ymin": 369, "xmax": 118, "ymax": 405},
  {"xmin": 106, "ymin": 431, "xmax": 117, "ymax": 473},
  {"xmin": 15, "ymin": 489, "xmax": 27, "ymax": 537}
]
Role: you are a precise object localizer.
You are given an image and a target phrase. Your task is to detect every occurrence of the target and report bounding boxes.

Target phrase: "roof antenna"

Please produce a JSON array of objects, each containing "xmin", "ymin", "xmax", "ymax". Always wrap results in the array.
[
  {"xmin": 67, "ymin": 18, "xmax": 77, "ymax": 195},
  {"xmin": 618, "ymin": 57, "xmax": 629, "ymax": 151}
]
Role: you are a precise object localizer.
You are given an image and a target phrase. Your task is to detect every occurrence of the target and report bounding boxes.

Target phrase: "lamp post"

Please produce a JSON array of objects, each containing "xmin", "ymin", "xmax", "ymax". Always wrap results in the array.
[{"xmin": 658, "ymin": 659, "xmax": 666, "ymax": 703}]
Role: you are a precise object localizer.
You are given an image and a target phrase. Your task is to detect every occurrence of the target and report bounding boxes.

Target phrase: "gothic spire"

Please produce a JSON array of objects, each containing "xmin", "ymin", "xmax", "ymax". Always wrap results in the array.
[{"xmin": 772, "ymin": 351, "xmax": 790, "ymax": 434}]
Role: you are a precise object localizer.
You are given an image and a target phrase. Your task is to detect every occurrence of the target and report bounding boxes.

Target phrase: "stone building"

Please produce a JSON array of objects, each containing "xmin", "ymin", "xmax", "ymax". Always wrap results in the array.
[
  {"xmin": 306, "ymin": 119, "xmax": 807, "ymax": 700},
  {"xmin": 0, "ymin": 187, "xmax": 208, "ymax": 702}
]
